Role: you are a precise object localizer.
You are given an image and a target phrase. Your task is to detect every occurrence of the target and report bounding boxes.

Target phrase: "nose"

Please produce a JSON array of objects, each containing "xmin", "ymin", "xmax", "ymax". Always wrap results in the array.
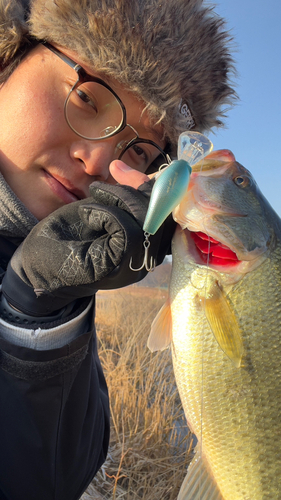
[{"xmin": 70, "ymin": 138, "xmax": 118, "ymax": 181}]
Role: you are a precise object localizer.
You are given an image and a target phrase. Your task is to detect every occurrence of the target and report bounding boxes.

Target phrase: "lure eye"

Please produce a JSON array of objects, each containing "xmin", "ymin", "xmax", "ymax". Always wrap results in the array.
[{"xmin": 233, "ymin": 175, "xmax": 249, "ymax": 188}]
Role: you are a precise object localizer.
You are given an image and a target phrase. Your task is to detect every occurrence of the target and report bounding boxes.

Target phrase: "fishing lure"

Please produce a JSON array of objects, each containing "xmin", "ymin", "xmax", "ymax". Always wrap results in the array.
[{"xmin": 130, "ymin": 131, "xmax": 213, "ymax": 272}]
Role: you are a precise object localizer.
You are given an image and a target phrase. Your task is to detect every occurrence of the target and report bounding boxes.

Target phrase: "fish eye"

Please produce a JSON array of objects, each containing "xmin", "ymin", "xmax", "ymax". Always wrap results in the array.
[{"xmin": 233, "ymin": 175, "xmax": 249, "ymax": 188}]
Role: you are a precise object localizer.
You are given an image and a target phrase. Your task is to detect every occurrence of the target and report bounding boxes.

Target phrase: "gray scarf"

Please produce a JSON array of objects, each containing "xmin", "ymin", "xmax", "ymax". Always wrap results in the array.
[{"xmin": 0, "ymin": 173, "xmax": 38, "ymax": 239}]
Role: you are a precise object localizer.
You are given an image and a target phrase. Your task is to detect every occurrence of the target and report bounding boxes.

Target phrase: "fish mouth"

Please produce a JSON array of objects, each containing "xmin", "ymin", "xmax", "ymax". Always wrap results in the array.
[{"xmin": 189, "ymin": 231, "xmax": 240, "ymax": 267}]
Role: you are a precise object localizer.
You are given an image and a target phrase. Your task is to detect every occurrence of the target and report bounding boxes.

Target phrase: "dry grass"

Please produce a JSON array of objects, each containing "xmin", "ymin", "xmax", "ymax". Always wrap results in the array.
[{"xmin": 81, "ymin": 278, "xmax": 193, "ymax": 499}]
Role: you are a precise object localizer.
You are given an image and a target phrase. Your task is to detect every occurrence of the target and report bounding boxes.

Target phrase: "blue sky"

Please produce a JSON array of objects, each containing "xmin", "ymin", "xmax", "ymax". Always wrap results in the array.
[{"xmin": 206, "ymin": 0, "xmax": 281, "ymax": 215}]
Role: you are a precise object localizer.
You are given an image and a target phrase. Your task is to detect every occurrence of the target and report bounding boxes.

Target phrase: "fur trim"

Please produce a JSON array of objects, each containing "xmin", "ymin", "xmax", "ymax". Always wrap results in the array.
[
  {"xmin": 0, "ymin": 0, "xmax": 29, "ymax": 64},
  {"xmin": 0, "ymin": 0, "xmax": 238, "ymax": 148}
]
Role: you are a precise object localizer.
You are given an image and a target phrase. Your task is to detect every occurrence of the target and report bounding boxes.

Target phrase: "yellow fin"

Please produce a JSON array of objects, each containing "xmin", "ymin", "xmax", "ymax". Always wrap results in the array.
[
  {"xmin": 178, "ymin": 448, "xmax": 224, "ymax": 500},
  {"xmin": 203, "ymin": 281, "xmax": 243, "ymax": 368},
  {"xmin": 147, "ymin": 299, "xmax": 172, "ymax": 352}
]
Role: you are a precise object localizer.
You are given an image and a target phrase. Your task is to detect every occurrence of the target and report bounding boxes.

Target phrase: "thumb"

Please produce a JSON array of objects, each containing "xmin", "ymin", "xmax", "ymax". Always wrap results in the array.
[{"xmin": 109, "ymin": 160, "xmax": 150, "ymax": 188}]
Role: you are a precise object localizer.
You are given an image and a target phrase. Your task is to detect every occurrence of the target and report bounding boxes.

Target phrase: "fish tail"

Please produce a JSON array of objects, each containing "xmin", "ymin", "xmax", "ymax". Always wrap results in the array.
[{"xmin": 177, "ymin": 451, "xmax": 224, "ymax": 500}]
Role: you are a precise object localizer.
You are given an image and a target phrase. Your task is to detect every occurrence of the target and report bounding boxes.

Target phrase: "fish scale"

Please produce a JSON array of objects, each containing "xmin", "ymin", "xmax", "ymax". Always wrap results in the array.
[
  {"xmin": 170, "ymin": 242, "xmax": 281, "ymax": 499},
  {"xmin": 147, "ymin": 152, "xmax": 281, "ymax": 499}
]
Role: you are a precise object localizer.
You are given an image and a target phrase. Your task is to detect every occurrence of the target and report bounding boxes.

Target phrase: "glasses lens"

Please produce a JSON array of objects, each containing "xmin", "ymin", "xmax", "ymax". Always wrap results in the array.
[
  {"xmin": 119, "ymin": 139, "xmax": 168, "ymax": 173},
  {"xmin": 65, "ymin": 81, "xmax": 124, "ymax": 140}
]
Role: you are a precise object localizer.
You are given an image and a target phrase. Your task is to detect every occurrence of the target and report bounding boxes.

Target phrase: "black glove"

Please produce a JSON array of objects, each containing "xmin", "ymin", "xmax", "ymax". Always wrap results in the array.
[{"xmin": 2, "ymin": 181, "xmax": 176, "ymax": 317}]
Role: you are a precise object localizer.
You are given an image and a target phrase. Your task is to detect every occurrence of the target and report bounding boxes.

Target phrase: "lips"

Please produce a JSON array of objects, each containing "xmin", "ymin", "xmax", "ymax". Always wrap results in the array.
[
  {"xmin": 190, "ymin": 231, "xmax": 240, "ymax": 267},
  {"xmin": 44, "ymin": 171, "xmax": 85, "ymax": 204}
]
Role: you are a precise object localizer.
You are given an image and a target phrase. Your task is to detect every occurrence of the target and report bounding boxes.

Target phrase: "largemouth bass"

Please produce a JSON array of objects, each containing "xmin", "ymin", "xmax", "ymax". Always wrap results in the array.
[{"xmin": 148, "ymin": 150, "xmax": 281, "ymax": 500}]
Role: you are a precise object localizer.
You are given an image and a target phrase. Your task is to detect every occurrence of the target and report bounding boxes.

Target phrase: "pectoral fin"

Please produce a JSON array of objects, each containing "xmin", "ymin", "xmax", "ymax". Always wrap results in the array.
[
  {"xmin": 147, "ymin": 299, "xmax": 172, "ymax": 352},
  {"xmin": 178, "ymin": 448, "xmax": 224, "ymax": 500},
  {"xmin": 204, "ymin": 281, "xmax": 243, "ymax": 368}
]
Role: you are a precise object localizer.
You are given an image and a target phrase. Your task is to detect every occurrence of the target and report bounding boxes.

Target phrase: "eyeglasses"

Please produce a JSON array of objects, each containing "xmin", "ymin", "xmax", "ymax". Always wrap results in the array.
[{"xmin": 43, "ymin": 43, "xmax": 170, "ymax": 172}]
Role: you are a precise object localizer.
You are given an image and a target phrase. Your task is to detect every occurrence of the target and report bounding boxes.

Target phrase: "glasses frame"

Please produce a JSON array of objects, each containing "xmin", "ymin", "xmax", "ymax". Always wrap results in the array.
[
  {"xmin": 42, "ymin": 42, "xmax": 170, "ymax": 169},
  {"xmin": 43, "ymin": 42, "xmax": 126, "ymax": 139}
]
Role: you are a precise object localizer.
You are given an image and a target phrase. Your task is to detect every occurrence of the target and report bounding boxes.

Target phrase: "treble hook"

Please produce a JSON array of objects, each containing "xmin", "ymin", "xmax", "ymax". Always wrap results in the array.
[{"xmin": 129, "ymin": 232, "xmax": 156, "ymax": 272}]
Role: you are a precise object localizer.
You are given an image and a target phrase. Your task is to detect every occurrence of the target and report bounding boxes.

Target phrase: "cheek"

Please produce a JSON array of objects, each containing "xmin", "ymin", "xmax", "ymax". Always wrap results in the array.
[
  {"xmin": 0, "ymin": 86, "xmax": 68, "ymax": 168},
  {"xmin": 20, "ymin": 86, "xmax": 66, "ymax": 141}
]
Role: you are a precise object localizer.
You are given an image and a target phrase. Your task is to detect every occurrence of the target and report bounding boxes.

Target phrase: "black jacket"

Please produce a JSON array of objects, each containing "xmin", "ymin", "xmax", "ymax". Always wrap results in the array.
[{"xmin": 0, "ymin": 235, "xmax": 110, "ymax": 500}]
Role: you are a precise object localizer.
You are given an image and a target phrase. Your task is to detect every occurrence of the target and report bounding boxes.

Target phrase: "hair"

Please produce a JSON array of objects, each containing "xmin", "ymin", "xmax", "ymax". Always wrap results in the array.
[{"xmin": 0, "ymin": 0, "xmax": 238, "ymax": 150}]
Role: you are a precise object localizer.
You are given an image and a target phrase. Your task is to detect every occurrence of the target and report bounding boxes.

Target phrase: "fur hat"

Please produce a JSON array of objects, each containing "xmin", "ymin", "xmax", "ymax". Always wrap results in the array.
[{"xmin": 0, "ymin": 0, "xmax": 237, "ymax": 149}]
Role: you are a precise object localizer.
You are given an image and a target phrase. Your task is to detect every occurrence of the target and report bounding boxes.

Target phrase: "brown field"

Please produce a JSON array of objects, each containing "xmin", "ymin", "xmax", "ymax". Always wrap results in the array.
[{"xmin": 81, "ymin": 273, "xmax": 193, "ymax": 500}]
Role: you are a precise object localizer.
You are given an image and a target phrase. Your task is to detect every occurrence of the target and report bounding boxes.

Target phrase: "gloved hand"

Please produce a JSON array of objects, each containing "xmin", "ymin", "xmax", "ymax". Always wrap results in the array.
[{"xmin": 1, "ymin": 180, "xmax": 176, "ymax": 317}]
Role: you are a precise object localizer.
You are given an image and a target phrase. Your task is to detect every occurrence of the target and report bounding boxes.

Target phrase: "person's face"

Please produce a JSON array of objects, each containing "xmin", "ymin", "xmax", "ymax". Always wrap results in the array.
[{"xmin": 0, "ymin": 44, "xmax": 166, "ymax": 220}]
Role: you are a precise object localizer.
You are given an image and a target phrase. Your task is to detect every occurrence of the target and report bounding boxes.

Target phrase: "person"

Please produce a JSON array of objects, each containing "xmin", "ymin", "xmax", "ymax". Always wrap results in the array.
[{"xmin": 0, "ymin": 0, "xmax": 236, "ymax": 499}]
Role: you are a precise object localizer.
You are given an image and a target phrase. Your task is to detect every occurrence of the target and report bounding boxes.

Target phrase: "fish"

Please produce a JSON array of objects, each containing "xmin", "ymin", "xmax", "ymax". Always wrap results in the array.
[{"xmin": 147, "ymin": 150, "xmax": 281, "ymax": 500}]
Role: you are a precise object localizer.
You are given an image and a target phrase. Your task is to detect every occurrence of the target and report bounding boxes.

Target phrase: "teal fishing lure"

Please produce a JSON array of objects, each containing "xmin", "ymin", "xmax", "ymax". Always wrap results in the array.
[
  {"xmin": 143, "ymin": 159, "xmax": 192, "ymax": 235},
  {"xmin": 130, "ymin": 131, "xmax": 213, "ymax": 272}
]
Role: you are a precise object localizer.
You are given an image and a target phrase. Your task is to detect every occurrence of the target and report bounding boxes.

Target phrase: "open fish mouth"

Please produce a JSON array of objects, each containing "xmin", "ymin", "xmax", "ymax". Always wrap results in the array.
[{"xmin": 189, "ymin": 230, "xmax": 240, "ymax": 267}]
